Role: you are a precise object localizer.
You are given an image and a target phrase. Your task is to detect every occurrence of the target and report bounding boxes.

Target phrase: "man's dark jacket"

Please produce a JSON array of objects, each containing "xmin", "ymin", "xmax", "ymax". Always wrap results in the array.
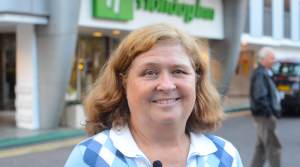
[{"xmin": 250, "ymin": 64, "xmax": 281, "ymax": 118}]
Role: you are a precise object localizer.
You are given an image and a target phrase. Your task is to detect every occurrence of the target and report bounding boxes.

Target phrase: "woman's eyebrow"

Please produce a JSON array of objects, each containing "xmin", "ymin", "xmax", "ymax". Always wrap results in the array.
[
  {"xmin": 138, "ymin": 62, "xmax": 159, "ymax": 68},
  {"xmin": 139, "ymin": 60, "xmax": 191, "ymax": 68},
  {"xmin": 138, "ymin": 63, "xmax": 192, "ymax": 72},
  {"xmin": 170, "ymin": 64, "xmax": 190, "ymax": 69}
]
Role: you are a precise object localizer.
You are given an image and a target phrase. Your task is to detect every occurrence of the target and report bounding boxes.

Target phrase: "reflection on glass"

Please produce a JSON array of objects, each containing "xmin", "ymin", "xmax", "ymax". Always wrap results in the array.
[
  {"xmin": 0, "ymin": 34, "xmax": 16, "ymax": 110},
  {"xmin": 273, "ymin": 62, "xmax": 300, "ymax": 76},
  {"xmin": 69, "ymin": 37, "xmax": 108, "ymax": 101}
]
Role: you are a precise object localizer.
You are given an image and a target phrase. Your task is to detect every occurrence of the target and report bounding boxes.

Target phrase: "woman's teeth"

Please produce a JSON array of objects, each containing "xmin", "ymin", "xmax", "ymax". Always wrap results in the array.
[{"xmin": 155, "ymin": 99, "xmax": 177, "ymax": 104}]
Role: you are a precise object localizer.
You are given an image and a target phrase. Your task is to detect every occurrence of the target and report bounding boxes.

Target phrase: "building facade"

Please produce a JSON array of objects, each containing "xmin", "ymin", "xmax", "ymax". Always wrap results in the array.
[
  {"xmin": 0, "ymin": 0, "xmax": 245, "ymax": 130},
  {"xmin": 227, "ymin": 0, "xmax": 300, "ymax": 97}
]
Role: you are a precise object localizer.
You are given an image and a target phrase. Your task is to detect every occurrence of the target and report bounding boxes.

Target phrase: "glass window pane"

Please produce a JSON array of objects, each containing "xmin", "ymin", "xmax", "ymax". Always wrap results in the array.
[{"xmin": 68, "ymin": 36, "xmax": 108, "ymax": 101}]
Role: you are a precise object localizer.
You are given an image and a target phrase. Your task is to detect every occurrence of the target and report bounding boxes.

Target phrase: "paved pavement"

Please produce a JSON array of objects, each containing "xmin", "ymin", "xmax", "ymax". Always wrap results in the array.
[
  {"xmin": 213, "ymin": 111, "xmax": 300, "ymax": 167},
  {"xmin": 0, "ymin": 136, "xmax": 87, "ymax": 167},
  {"xmin": 222, "ymin": 96, "xmax": 250, "ymax": 109},
  {"xmin": 0, "ymin": 110, "xmax": 299, "ymax": 167},
  {"xmin": 0, "ymin": 96, "xmax": 250, "ymax": 150}
]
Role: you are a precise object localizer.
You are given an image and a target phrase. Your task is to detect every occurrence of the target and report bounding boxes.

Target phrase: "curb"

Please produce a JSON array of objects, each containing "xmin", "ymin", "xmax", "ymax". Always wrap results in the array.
[
  {"xmin": 223, "ymin": 105, "xmax": 250, "ymax": 113},
  {"xmin": 0, "ymin": 106, "xmax": 250, "ymax": 149},
  {"xmin": 0, "ymin": 129, "xmax": 85, "ymax": 149}
]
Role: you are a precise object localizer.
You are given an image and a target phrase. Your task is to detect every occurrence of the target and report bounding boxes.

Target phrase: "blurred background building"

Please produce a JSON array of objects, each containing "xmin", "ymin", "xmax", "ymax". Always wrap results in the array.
[
  {"xmin": 0, "ymin": 0, "xmax": 298, "ymax": 131},
  {"xmin": 227, "ymin": 0, "xmax": 300, "ymax": 97}
]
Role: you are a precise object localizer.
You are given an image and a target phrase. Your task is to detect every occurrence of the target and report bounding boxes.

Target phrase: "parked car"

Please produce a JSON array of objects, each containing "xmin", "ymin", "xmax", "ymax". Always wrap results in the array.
[{"xmin": 272, "ymin": 58, "xmax": 300, "ymax": 114}]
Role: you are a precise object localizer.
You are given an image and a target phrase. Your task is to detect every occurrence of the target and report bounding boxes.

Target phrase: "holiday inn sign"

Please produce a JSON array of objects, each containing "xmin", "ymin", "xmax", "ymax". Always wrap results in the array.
[{"xmin": 93, "ymin": 0, "xmax": 215, "ymax": 23}]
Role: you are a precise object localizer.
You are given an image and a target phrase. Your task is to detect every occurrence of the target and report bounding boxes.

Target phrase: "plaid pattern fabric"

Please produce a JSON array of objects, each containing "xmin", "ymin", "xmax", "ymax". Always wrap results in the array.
[
  {"xmin": 66, "ymin": 130, "xmax": 129, "ymax": 167},
  {"xmin": 65, "ymin": 131, "xmax": 242, "ymax": 167},
  {"xmin": 199, "ymin": 134, "xmax": 242, "ymax": 167}
]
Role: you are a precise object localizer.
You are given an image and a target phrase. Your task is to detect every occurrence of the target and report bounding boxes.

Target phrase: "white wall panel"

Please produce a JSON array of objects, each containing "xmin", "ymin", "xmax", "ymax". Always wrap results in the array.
[
  {"xmin": 290, "ymin": 0, "xmax": 299, "ymax": 41},
  {"xmin": 249, "ymin": 0, "xmax": 263, "ymax": 37},
  {"xmin": 0, "ymin": 0, "xmax": 49, "ymax": 15},
  {"xmin": 272, "ymin": 0, "xmax": 284, "ymax": 39},
  {"xmin": 16, "ymin": 24, "xmax": 40, "ymax": 130}
]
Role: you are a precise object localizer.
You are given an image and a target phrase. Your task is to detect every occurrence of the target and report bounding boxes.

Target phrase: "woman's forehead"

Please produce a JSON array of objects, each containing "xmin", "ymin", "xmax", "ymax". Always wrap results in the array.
[
  {"xmin": 128, "ymin": 44, "xmax": 195, "ymax": 71},
  {"xmin": 136, "ymin": 43, "xmax": 189, "ymax": 59}
]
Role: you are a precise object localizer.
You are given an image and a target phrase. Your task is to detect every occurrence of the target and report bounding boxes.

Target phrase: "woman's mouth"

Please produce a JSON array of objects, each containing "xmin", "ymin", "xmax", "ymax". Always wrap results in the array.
[{"xmin": 153, "ymin": 98, "xmax": 179, "ymax": 104}]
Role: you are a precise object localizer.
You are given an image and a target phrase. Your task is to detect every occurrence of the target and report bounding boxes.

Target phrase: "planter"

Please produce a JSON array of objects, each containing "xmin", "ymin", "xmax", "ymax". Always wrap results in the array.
[{"xmin": 65, "ymin": 104, "xmax": 86, "ymax": 129}]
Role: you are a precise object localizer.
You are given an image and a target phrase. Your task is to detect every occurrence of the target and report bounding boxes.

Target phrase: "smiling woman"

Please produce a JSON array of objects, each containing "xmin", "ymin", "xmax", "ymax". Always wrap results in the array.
[
  {"xmin": 125, "ymin": 43, "xmax": 196, "ymax": 127},
  {"xmin": 65, "ymin": 23, "xmax": 243, "ymax": 167}
]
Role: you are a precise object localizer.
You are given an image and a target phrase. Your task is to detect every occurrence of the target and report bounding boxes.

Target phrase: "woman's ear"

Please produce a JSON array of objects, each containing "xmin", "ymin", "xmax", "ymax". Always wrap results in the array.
[{"xmin": 119, "ymin": 73, "xmax": 127, "ymax": 92}]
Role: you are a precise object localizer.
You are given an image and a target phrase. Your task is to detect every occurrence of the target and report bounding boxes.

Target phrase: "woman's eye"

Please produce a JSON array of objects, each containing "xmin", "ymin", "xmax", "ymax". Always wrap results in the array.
[
  {"xmin": 146, "ymin": 71, "xmax": 155, "ymax": 75},
  {"xmin": 174, "ymin": 70, "xmax": 183, "ymax": 74}
]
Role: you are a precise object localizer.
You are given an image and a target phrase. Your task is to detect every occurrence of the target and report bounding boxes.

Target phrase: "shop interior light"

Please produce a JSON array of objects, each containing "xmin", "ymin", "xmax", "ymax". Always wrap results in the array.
[
  {"xmin": 241, "ymin": 42, "xmax": 247, "ymax": 46},
  {"xmin": 93, "ymin": 32, "xmax": 102, "ymax": 37},
  {"xmin": 113, "ymin": 30, "xmax": 121, "ymax": 35},
  {"xmin": 79, "ymin": 58, "xmax": 84, "ymax": 63}
]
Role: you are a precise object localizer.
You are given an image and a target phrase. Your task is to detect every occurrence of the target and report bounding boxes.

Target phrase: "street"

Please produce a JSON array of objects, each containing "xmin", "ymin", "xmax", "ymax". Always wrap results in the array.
[
  {"xmin": 0, "ymin": 110, "xmax": 299, "ymax": 167},
  {"xmin": 212, "ymin": 111, "xmax": 300, "ymax": 167}
]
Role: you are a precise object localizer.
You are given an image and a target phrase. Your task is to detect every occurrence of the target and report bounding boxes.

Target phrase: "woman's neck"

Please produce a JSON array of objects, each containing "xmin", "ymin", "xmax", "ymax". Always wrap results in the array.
[
  {"xmin": 129, "ymin": 119, "xmax": 190, "ymax": 167},
  {"xmin": 129, "ymin": 119, "xmax": 188, "ymax": 147}
]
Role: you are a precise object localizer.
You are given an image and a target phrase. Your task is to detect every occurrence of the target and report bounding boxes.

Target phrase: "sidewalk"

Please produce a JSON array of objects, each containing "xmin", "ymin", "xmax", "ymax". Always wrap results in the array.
[
  {"xmin": 222, "ymin": 96, "xmax": 250, "ymax": 112},
  {"xmin": 0, "ymin": 111, "xmax": 85, "ymax": 149},
  {"xmin": 0, "ymin": 96, "xmax": 250, "ymax": 149}
]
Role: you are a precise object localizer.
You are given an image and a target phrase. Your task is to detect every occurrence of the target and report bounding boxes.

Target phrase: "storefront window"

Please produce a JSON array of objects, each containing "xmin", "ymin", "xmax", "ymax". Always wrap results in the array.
[
  {"xmin": 68, "ymin": 36, "xmax": 108, "ymax": 101},
  {"xmin": 0, "ymin": 34, "xmax": 16, "ymax": 110}
]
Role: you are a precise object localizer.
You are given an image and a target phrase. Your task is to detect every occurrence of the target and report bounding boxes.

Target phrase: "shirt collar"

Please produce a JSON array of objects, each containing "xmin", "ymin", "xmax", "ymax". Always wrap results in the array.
[
  {"xmin": 259, "ymin": 64, "xmax": 273, "ymax": 76},
  {"xmin": 110, "ymin": 124, "xmax": 218, "ymax": 158},
  {"xmin": 266, "ymin": 69, "xmax": 273, "ymax": 77},
  {"xmin": 110, "ymin": 124, "xmax": 145, "ymax": 158},
  {"xmin": 188, "ymin": 132, "xmax": 218, "ymax": 156}
]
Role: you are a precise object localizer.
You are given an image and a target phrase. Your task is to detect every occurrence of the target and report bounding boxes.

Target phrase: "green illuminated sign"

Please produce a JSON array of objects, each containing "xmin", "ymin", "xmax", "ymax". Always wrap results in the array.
[
  {"xmin": 93, "ymin": 0, "xmax": 133, "ymax": 20},
  {"xmin": 93, "ymin": 0, "xmax": 214, "ymax": 23}
]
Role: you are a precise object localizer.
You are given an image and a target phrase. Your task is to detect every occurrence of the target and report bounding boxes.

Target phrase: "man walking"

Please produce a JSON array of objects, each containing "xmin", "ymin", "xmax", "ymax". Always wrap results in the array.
[{"xmin": 250, "ymin": 47, "xmax": 282, "ymax": 167}]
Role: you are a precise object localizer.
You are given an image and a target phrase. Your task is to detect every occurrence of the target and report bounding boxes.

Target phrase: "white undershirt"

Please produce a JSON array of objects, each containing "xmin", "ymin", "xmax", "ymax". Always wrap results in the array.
[{"xmin": 267, "ymin": 69, "xmax": 283, "ymax": 102}]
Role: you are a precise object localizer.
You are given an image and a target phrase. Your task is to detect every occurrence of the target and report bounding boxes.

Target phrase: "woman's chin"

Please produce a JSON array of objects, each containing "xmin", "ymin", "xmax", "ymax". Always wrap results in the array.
[{"xmin": 153, "ymin": 115, "xmax": 182, "ymax": 125}]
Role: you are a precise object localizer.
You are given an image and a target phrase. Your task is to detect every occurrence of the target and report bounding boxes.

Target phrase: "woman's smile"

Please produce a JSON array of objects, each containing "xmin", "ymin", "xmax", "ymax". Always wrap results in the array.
[{"xmin": 153, "ymin": 98, "xmax": 179, "ymax": 105}]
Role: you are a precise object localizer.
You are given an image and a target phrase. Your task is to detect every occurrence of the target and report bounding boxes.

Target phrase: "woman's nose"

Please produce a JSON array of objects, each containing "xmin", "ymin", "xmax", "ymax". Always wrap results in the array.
[{"xmin": 156, "ymin": 73, "xmax": 176, "ymax": 93}]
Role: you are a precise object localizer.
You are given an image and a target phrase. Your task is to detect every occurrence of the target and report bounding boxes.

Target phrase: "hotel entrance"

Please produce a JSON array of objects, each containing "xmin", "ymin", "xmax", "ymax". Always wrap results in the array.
[
  {"xmin": 0, "ymin": 34, "xmax": 16, "ymax": 126},
  {"xmin": 68, "ymin": 36, "xmax": 120, "ymax": 101},
  {"xmin": 0, "ymin": 34, "xmax": 16, "ymax": 110}
]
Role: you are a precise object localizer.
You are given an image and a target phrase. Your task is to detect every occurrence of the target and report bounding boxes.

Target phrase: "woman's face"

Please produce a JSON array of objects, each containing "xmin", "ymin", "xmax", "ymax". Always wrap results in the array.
[{"xmin": 124, "ymin": 43, "xmax": 196, "ymax": 127}]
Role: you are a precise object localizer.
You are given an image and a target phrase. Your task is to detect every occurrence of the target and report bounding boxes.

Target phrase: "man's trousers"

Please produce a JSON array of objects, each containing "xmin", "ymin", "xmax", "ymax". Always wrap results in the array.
[{"xmin": 250, "ymin": 115, "xmax": 282, "ymax": 167}]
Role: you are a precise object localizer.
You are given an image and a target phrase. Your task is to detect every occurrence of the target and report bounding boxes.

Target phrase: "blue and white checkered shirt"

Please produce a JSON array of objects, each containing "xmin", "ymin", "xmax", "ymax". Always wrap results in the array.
[{"xmin": 65, "ymin": 124, "xmax": 243, "ymax": 167}]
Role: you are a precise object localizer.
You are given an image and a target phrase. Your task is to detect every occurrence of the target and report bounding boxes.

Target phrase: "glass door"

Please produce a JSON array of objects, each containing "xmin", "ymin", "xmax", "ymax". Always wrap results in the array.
[
  {"xmin": 0, "ymin": 34, "xmax": 16, "ymax": 111},
  {"xmin": 68, "ymin": 36, "xmax": 109, "ymax": 101}
]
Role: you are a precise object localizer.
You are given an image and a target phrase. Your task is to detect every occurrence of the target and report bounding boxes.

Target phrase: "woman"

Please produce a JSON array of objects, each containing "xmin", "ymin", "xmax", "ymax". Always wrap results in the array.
[{"xmin": 65, "ymin": 23, "xmax": 243, "ymax": 167}]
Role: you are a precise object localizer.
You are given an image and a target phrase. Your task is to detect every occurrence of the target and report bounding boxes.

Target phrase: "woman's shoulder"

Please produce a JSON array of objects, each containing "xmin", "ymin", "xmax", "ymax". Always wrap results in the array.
[
  {"xmin": 75, "ymin": 129, "xmax": 121, "ymax": 157},
  {"xmin": 77, "ymin": 129, "xmax": 111, "ymax": 147},
  {"xmin": 190, "ymin": 132, "xmax": 243, "ymax": 167},
  {"xmin": 204, "ymin": 134, "xmax": 236, "ymax": 150},
  {"xmin": 190, "ymin": 132, "xmax": 237, "ymax": 150},
  {"xmin": 204, "ymin": 134, "xmax": 243, "ymax": 167},
  {"xmin": 66, "ymin": 130, "xmax": 128, "ymax": 167}
]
